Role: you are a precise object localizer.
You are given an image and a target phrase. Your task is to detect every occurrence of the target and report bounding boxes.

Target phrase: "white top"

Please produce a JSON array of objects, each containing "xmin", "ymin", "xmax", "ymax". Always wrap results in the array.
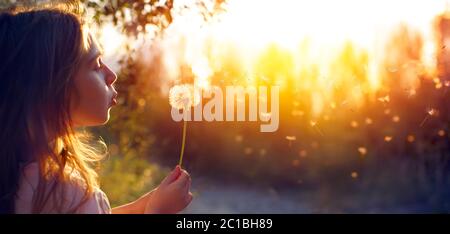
[{"xmin": 14, "ymin": 162, "xmax": 111, "ymax": 214}]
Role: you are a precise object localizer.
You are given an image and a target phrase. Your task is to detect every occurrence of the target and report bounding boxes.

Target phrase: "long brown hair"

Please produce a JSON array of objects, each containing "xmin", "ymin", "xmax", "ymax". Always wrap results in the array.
[{"xmin": 0, "ymin": 4, "xmax": 105, "ymax": 213}]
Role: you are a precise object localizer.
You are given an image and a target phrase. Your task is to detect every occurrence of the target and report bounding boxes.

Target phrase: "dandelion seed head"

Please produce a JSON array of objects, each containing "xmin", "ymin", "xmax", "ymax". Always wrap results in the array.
[
  {"xmin": 384, "ymin": 136, "xmax": 393, "ymax": 142},
  {"xmin": 351, "ymin": 171, "xmax": 358, "ymax": 179},
  {"xmin": 438, "ymin": 130, "xmax": 446, "ymax": 137},
  {"xmin": 169, "ymin": 84, "xmax": 200, "ymax": 110}
]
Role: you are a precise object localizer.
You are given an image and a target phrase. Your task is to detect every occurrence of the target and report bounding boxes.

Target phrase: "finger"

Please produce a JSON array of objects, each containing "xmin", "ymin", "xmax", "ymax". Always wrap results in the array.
[
  {"xmin": 160, "ymin": 165, "xmax": 181, "ymax": 186},
  {"xmin": 182, "ymin": 174, "xmax": 191, "ymax": 194},
  {"xmin": 173, "ymin": 170, "xmax": 189, "ymax": 187},
  {"xmin": 185, "ymin": 192, "xmax": 193, "ymax": 205}
]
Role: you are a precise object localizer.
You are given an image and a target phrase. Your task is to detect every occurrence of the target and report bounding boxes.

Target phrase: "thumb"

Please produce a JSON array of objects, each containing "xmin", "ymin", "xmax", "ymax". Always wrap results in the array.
[{"xmin": 160, "ymin": 165, "xmax": 181, "ymax": 186}]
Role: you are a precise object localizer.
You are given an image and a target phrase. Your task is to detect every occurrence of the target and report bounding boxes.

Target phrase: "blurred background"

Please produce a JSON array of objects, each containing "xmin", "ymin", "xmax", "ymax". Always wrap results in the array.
[{"xmin": 2, "ymin": 0, "xmax": 450, "ymax": 213}]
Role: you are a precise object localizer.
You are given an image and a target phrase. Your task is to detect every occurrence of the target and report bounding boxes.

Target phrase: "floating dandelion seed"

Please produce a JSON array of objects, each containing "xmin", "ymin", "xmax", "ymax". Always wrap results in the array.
[
  {"xmin": 358, "ymin": 147, "xmax": 367, "ymax": 156},
  {"xmin": 235, "ymin": 135, "xmax": 243, "ymax": 143},
  {"xmin": 392, "ymin": 115, "xmax": 400, "ymax": 123},
  {"xmin": 350, "ymin": 121, "xmax": 359, "ymax": 128},
  {"xmin": 438, "ymin": 130, "xmax": 446, "ymax": 137},
  {"xmin": 291, "ymin": 110, "xmax": 304, "ymax": 117},
  {"xmin": 286, "ymin": 136, "xmax": 296, "ymax": 147},
  {"xmin": 378, "ymin": 95, "xmax": 390, "ymax": 104},
  {"xmin": 299, "ymin": 150, "xmax": 308, "ymax": 158},
  {"xmin": 259, "ymin": 148, "xmax": 267, "ymax": 156},
  {"xmin": 428, "ymin": 108, "xmax": 437, "ymax": 116},
  {"xmin": 330, "ymin": 102, "xmax": 337, "ymax": 109},
  {"xmin": 351, "ymin": 171, "xmax": 358, "ymax": 179},
  {"xmin": 310, "ymin": 121, "xmax": 324, "ymax": 136},
  {"xmin": 405, "ymin": 88, "xmax": 417, "ymax": 98},
  {"xmin": 384, "ymin": 136, "xmax": 393, "ymax": 142},
  {"xmin": 292, "ymin": 159, "xmax": 300, "ymax": 167},
  {"xmin": 384, "ymin": 109, "xmax": 391, "ymax": 115},
  {"xmin": 169, "ymin": 84, "xmax": 200, "ymax": 167},
  {"xmin": 445, "ymin": 81, "xmax": 450, "ymax": 87},
  {"xmin": 244, "ymin": 147, "xmax": 253, "ymax": 155},
  {"xmin": 365, "ymin": 118, "xmax": 373, "ymax": 125},
  {"xmin": 286, "ymin": 136, "xmax": 297, "ymax": 141},
  {"xmin": 407, "ymin": 135, "xmax": 415, "ymax": 143},
  {"xmin": 138, "ymin": 98, "xmax": 146, "ymax": 107},
  {"xmin": 420, "ymin": 108, "xmax": 437, "ymax": 127}
]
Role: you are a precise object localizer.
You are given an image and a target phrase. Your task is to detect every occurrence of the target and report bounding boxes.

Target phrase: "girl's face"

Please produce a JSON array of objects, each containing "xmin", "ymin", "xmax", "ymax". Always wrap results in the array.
[{"xmin": 70, "ymin": 35, "xmax": 118, "ymax": 127}]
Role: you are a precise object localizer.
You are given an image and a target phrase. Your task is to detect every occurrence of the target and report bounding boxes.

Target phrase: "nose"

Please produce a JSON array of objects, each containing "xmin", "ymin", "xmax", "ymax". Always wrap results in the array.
[{"xmin": 103, "ymin": 63, "xmax": 117, "ymax": 86}]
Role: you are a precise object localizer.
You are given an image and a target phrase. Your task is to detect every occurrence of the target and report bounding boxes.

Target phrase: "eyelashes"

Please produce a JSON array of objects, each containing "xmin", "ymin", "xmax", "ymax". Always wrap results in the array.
[{"xmin": 93, "ymin": 58, "xmax": 104, "ymax": 71}]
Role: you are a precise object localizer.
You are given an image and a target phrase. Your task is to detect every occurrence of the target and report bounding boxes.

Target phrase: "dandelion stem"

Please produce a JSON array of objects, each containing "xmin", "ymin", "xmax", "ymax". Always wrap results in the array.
[{"xmin": 178, "ymin": 120, "xmax": 187, "ymax": 166}]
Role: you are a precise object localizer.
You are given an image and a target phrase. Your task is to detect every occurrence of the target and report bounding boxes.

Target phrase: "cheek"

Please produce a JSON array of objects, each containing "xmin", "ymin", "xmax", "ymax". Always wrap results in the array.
[{"xmin": 72, "ymin": 72, "xmax": 110, "ymax": 125}]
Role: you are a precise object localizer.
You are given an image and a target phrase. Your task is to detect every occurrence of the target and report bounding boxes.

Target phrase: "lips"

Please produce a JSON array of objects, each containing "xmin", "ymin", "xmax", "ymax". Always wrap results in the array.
[{"xmin": 110, "ymin": 94, "xmax": 118, "ymax": 106}]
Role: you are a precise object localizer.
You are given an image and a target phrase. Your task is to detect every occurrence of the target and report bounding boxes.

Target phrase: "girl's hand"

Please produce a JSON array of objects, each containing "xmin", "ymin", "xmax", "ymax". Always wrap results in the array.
[{"xmin": 144, "ymin": 166, "xmax": 193, "ymax": 214}]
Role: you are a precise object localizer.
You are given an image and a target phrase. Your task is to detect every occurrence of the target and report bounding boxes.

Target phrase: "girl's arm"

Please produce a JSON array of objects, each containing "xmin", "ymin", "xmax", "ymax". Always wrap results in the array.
[{"xmin": 111, "ymin": 191, "xmax": 153, "ymax": 214}]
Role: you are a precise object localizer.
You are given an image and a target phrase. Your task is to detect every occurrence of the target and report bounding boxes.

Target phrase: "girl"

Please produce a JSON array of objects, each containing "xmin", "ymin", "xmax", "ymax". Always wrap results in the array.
[{"xmin": 0, "ymin": 5, "xmax": 193, "ymax": 214}]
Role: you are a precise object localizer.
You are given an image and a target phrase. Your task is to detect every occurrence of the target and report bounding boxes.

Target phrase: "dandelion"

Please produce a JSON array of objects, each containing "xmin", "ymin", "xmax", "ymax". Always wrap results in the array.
[{"xmin": 169, "ymin": 84, "xmax": 200, "ymax": 167}]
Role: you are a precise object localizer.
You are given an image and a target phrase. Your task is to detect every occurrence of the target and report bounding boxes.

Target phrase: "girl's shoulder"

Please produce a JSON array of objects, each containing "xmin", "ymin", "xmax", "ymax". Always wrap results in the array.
[{"xmin": 15, "ymin": 162, "xmax": 111, "ymax": 214}]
